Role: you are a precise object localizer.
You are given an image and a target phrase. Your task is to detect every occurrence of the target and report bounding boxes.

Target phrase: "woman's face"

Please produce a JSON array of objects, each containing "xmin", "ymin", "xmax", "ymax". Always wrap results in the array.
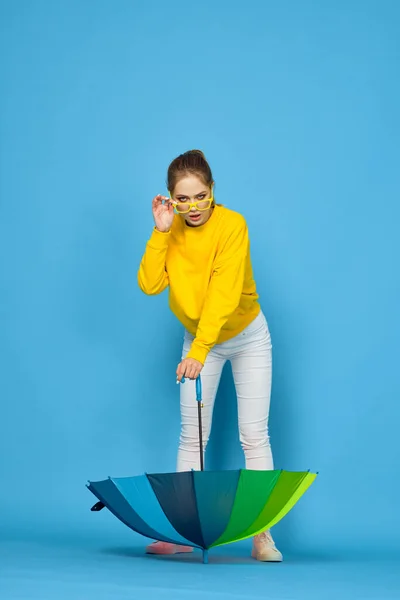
[{"xmin": 172, "ymin": 175, "xmax": 214, "ymax": 227}]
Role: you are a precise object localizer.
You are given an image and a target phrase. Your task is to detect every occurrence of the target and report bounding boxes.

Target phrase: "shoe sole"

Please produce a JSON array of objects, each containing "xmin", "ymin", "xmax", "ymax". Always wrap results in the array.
[
  {"xmin": 251, "ymin": 550, "xmax": 283, "ymax": 562},
  {"xmin": 146, "ymin": 547, "xmax": 193, "ymax": 556}
]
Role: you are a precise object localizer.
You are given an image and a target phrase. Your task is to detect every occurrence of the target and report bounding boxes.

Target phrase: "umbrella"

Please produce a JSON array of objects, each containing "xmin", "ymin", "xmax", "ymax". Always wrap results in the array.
[{"xmin": 87, "ymin": 377, "xmax": 317, "ymax": 564}]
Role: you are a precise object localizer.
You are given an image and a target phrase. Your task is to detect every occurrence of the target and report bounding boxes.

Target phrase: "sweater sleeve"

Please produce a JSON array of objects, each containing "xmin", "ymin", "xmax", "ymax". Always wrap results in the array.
[
  {"xmin": 186, "ymin": 217, "xmax": 248, "ymax": 364},
  {"xmin": 137, "ymin": 228, "xmax": 170, "ymax": 295}
]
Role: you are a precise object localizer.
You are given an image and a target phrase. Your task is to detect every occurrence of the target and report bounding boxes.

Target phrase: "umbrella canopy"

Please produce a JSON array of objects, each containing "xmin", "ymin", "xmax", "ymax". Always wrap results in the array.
[{"xmin": 87, "ymin": 468, "xmax": 317, "ymax": 563}]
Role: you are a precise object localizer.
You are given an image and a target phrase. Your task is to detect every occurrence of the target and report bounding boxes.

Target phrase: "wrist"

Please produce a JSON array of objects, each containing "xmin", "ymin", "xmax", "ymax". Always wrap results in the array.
[
  {"xmin": 155, "ymin": 226, "xmax": 171, "ymax": 234},
  {"xmin": 186, "ymin": 342, "xmax": 208, "ymax": 365}
]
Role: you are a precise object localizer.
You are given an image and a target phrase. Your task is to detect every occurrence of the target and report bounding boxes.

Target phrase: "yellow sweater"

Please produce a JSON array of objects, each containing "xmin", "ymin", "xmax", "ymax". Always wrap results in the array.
[{"xmin": 137, "ymin": 205, "xmax": 260, "ymax": 365}]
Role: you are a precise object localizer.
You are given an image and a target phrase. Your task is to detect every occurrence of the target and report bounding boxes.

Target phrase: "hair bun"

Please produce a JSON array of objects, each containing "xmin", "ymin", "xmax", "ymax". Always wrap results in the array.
[{"xmin": 189, "ymin": 149, "xmax": 206, "ymax": 159}]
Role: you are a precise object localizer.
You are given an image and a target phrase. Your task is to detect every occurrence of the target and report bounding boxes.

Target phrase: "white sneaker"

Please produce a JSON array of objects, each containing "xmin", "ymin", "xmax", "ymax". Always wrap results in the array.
[{"xmin": 251, "ymin": 530, "xmax": 283, "ymax": 562}]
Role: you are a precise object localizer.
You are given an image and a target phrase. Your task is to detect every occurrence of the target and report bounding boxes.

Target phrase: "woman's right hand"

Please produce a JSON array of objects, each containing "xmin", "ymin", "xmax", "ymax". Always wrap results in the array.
[{"xmin": 152, "ymin": 194, "xmax": 175, "ymax": 233}]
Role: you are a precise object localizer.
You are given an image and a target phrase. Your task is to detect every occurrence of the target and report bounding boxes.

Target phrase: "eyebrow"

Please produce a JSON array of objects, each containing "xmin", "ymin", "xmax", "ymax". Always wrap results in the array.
[{"xmin": 176, "ymin": 190, "xmax": 208, "ymax": 198}]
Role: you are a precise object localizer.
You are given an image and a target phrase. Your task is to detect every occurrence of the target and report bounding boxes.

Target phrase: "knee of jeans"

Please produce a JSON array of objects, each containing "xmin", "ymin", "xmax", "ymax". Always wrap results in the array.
[
  {"xmin": 239, "ymin": 426, "xmax": 270, "ymax": 450},
  {"xmin": 179, "ymin": 428, "xmax": 210, "ymax": 450}
]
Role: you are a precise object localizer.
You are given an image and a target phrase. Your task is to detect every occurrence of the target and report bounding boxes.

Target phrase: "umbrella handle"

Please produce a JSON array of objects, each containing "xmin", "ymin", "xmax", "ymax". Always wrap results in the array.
[
  {"xmin": 195, "ymin": 375, "xmax": 202, "ymax": 403},
  {"xmin": 180, "ymin": 374, "xmax": 202, "ymax": 402}
]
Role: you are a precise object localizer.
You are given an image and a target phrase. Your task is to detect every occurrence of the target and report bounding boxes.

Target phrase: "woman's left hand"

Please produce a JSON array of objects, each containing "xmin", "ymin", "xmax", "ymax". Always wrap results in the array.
[{"xmin": 176, "ymin": 358, "xmax": 203, "ymax": 382}]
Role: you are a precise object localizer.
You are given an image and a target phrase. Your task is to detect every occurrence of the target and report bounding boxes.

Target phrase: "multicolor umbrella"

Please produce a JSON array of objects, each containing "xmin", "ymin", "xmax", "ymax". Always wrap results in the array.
[{"xmin": 87, "ymin": 377, "xmax": 317, "ymax": 563}]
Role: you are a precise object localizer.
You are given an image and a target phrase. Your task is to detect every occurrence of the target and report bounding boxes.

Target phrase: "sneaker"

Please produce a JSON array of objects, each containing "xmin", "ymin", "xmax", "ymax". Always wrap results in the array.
[
  {"xmin": 251, "ymin": 530, "xmax": 283, "ymax": 562},
  {"xmin": 146, "ymin": 541, "xmax": 193, "ymax": 555}
]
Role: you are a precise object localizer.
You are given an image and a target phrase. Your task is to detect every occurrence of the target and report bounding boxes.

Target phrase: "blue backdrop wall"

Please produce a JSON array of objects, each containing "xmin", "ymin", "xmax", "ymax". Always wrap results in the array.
[{"xmin": 1, "ymin": 0, "xmax": 399, "ymax": 555}]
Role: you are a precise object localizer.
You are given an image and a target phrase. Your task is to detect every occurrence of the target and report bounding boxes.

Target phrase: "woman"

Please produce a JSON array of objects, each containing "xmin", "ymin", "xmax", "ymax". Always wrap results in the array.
[{"xmin": 138, "ymin": 150, "xmax": 282, "ymax": 562}]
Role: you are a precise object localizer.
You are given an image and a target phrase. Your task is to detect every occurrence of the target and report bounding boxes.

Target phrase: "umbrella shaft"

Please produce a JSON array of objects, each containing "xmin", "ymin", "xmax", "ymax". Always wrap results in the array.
[{"xmin": 198, "ymin": 401, "xmax": 204, "ymax": 471}]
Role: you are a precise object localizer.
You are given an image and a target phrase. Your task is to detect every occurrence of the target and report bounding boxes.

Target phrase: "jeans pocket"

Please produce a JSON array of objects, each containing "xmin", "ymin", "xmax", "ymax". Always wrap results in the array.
[
  {"xmin": 241, "ymin": 311, "xmax": 267, "ymax": 336},
  {"xmin": 238, "ymin": 311, "xmax": 272, "ymax": 349}
]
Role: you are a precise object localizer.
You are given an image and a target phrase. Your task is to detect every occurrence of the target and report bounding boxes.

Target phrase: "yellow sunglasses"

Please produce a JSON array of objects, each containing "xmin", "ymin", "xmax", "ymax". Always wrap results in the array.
[{"xmin": 168, "ymin": 189, "xmax": 214, "ymax": 214}]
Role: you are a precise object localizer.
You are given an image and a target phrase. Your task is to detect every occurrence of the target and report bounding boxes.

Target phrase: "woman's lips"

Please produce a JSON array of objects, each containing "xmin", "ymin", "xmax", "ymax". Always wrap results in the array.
[{"xmin": 189, "ymin": 214, "xmax": 201, "ymax": 220}]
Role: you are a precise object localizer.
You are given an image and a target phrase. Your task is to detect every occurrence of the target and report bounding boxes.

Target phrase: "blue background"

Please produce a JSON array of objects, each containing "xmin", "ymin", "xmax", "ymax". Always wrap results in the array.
[{"xmin": 1, "ymin": 0, "xmax": 399, "ymax": 560}]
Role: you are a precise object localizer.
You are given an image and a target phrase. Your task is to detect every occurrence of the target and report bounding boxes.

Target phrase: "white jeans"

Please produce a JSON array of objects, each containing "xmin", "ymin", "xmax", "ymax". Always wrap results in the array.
[{"xmin": 177, "ymin": 310, "xmax": 274, "ymax": 472}]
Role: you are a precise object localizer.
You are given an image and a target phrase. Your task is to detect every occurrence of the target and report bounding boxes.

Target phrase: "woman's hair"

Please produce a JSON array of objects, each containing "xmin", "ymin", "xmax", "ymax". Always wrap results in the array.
[{"xmin": 167, "ymin": 150, "xmax": 213, "ymax": 194}]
